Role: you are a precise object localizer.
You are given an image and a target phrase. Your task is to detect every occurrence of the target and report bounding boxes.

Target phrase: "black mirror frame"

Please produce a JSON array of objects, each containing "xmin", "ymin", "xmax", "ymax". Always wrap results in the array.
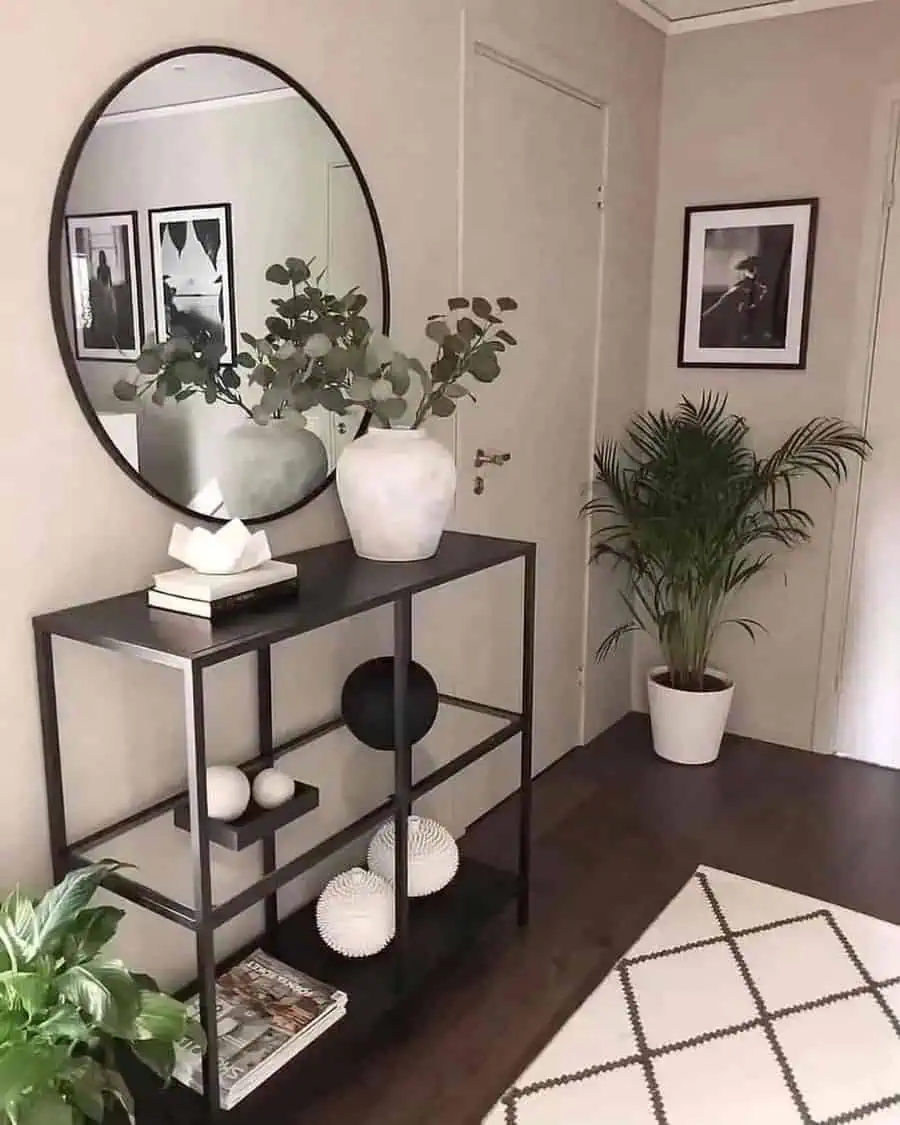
[{"xmin": 48, "ymin": 44, "xmax": 390, "ymax": 526}]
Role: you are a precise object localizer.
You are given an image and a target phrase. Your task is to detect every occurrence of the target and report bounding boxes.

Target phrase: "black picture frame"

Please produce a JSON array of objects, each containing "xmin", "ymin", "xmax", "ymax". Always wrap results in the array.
[
  {"xmin": 47, "ymin": 44, "xmax": 391, "ymax": 527},
  {"xmin": 148, "ymin": 202, "xmax": 237, "ymax": 366},
  {"xmin": 64, "ymin": 210, "xmax": 144, "ymax": 362},
  {"xmin": 678, "ymin": 198, "xmax": 819, "ymax": 370}
]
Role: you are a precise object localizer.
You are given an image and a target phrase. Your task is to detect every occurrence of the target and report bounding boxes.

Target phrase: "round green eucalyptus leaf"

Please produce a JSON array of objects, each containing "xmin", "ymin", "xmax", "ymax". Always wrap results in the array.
[
  {"xmin": 448, "ymin": 297, "xmax": 469, "ymax": 310},
  {"xmin": 348, "ymin": 376, "xmax": 374, "ymax": 403},
  {"xmin": 389, "ymin": 368, "xmax": 411, "ymax": 396},
  {"xmin": 429, "ymin": 395, "xmax": 456, "ymax": 418},
  {"xmin": 471, "ymin": 297, "xmax": 492, "ymax": 319},
  {"xmin": 135, "ymin": 350, "xmax": 162, "ymax": 376},
  {"xmin": 378, "ymin": 396, "xmax": 407, "ymax": 421},
  {"xmin": 425, "ymin": 319, "xmax": 450, "ymax": 344},
  {"xmin": 444, "ymin": 383, "xmax": 469, "ymax": 398},
  {"xmin": 318, "ymin": 386, "xmax": 347, "ymax": 413},
  {"xmin": 285, "ymin": 257, "xmax": 311, "ymax": 283},
  {"xmin": 305, "ymin": 333, "xmax": 333, "ymax": 359},
  {"xmin": 236, "ymin": 351, "xmax": 256, "ymax": 369},
  {"xmin": 265, "ymin": 263, "xmax": 291, "ymax": 285},
  {"xmin": 113, "ymin": 380, "xmax": 138, "ymax": 402},
  {"xmin": 370, "ymin": 378, "xmax": 393, "ymax": 403},
  {"xmin": 290, "ymin": 383, "xmax": 317, "ymax": 412},
  {"xmin": 497, "ymin": 297, "xmax": 519, "ymax": 312}
]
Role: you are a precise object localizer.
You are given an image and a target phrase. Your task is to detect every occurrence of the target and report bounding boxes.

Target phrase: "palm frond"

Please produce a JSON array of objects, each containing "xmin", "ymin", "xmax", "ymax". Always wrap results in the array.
[{"xmin": 584, "ymin": 395, "xmax": 868, "ymax": 681}]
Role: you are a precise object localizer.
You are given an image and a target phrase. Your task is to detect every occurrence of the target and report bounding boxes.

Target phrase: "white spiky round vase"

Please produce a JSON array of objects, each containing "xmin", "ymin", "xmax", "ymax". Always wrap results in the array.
[
  {"xmin": 647, "ymin": 666, "xmax": 734, "ymax": 766},
  {"xmin": 315, "ymin": 868, "xmax": 395, "ymax": 958},
  {"xmin": 336, "ymin": 428, "xmax": 456, "ymax": 562},
  {"xmin": 367, "ymin": 816, "xmax": 459, "ymax": 897}
]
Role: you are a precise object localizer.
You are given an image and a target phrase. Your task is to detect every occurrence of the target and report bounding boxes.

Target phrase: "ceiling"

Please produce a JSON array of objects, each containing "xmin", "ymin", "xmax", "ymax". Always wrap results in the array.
[{"xmin": 619, "ymin": 0, "xmax": 881, "ymax": 33}]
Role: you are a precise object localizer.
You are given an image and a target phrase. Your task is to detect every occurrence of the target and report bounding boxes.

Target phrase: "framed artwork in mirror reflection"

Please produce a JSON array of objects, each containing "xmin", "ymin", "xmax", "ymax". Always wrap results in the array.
[
  {"xmin": 148, "ymin": 202, "xmax": 237, "ymax": 364},
  {"xmin": 65, "ymin": 211, "xmax": 143, "ymax": 362},
  {"xmin": 678, "ymin": 198, "xmax": 818, "ymax": 370}
]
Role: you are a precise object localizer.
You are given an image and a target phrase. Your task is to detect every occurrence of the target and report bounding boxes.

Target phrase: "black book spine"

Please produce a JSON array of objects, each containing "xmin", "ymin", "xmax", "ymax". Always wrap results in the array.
[{"xmin": 207, "ymin": 580, "xmax": 298, "ymax": 617}]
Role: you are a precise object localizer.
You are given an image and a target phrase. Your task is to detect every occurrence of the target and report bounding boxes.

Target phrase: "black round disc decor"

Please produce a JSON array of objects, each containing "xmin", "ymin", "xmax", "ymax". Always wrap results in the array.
[{"xmin": 341, "ymin": 658, "xmax": 439, "ymax": 752}]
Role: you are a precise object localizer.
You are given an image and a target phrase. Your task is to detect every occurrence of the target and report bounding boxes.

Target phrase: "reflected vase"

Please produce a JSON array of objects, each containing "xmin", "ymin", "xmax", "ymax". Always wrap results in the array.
[
  {"xmin": 217, "ymin": 419, "xmax": 328, "ymax": 519},
  {"xmin": 336, "ymin": 428, "xmax": 456, "ymax": 562}
]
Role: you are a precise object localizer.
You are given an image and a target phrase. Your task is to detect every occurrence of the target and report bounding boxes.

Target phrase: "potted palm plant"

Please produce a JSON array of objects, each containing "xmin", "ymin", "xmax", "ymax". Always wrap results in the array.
[
  {"xmin": 0, "ymin": 861, "xmax": 203, "ymax": 1124},
  {"xmin": 584, "ymin": 394, "xmax": 868, "ymax": 765}
]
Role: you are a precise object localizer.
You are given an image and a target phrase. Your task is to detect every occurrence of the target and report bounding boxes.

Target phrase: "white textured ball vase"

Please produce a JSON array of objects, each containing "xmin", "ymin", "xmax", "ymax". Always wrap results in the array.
[
  {"xmin": 315, "ymin": 868, "xmax": 395, "ymax": 958},
  {"xmin": 367, "ymin": 816, "xmax": 459, "ymax": 897},
  {"xmin": 205, "ymin": 766, "xmax": 251, "ymax": 821},
  {"xmin": 336, "ymin": 428, "xmax": 456, "ymax": 562}
]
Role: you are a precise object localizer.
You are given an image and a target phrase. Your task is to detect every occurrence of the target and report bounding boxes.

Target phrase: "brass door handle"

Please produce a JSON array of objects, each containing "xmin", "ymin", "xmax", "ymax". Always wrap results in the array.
[{"xmin": 474, "ymin": 448, "xmax": 511, "ymax": 468}]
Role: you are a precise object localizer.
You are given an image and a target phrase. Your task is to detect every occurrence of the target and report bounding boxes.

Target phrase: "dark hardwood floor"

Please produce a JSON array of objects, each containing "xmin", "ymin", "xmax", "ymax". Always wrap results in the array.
[{"xmin": 292, "ymin": 713, "xmax": 900, "ymax": 1125}]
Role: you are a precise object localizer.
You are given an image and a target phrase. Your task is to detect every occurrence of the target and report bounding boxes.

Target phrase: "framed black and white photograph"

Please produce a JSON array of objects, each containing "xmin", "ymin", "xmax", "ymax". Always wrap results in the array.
[
  {"xmin": 678, "ymin": 198, "xmax": 819, "ymax": 370},
  {"xmin": 65, "ymin": 211, "xmax": 143, "ymax": 362},
  {"xmin": 148, "ymin": 203, "xmax": 236, "ymax": 364}
]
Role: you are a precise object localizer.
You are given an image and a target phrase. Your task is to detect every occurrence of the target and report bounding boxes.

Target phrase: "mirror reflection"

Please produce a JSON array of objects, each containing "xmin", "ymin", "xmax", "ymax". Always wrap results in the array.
[{"xmin": 57, "ymin": 51, "xmax": 387, "ymax": 521}]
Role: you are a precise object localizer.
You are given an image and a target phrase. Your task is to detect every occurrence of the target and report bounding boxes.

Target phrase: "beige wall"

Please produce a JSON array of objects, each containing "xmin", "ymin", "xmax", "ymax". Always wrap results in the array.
[
  {"xmin": 2, "ymin": 0, "xmax": 662, "ymax": 985},
  {"xmin": 641, "ymin": 0, "xmax": 900, "ymax": 749}
]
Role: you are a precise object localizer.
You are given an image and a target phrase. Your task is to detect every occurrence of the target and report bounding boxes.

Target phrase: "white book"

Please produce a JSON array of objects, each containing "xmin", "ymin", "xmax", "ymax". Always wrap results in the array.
[{"xmin": 152, "ymin": 559, "xmax": 298, "ymax": 602}]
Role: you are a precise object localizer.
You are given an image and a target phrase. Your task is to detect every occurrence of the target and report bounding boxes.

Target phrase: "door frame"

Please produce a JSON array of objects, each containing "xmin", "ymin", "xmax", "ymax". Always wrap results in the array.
[
  {"xmin": 456, "ymin": 12, "xmax": 609, "ymax": 747},
  {"xmin": 812, "ymin": 83, "xmax": 900, "ymax": 753}
]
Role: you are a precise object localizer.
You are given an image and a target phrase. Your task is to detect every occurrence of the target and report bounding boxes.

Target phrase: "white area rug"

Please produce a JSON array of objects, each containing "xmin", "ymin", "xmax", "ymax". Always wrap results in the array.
[{"xmin": 484, "ymin": 867, "xmax": 900, "ymax": 1124}]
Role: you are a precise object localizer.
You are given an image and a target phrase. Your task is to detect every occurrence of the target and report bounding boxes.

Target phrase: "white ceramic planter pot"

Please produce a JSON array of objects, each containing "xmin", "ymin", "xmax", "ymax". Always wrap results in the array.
[
  {"xmin": 336, "ymin": 427, "xmax": 456, "ymax": 562},
  {"xmin": 647, "ymin": 666, "xmax": 734, "ymax": 766},
  {"xmin": 216, "ymin": 419, "xmax": 328, "ymax": 519}
]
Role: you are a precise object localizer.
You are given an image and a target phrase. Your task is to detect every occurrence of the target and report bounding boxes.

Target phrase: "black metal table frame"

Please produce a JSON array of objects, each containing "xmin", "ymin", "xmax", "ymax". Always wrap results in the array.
[{"xmin": 33, "ymin": 539, "xmax": 536, "ymax": 1115}]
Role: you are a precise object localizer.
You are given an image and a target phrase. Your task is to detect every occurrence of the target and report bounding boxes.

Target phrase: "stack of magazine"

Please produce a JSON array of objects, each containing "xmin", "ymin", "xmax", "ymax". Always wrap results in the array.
[
  {"xmin": 173, "ymin": 950, "xmax": 347, "ymax": 1109},
  {"xmin": 147, "ymin": 559, "xmax": 299, "ymax": 620}
]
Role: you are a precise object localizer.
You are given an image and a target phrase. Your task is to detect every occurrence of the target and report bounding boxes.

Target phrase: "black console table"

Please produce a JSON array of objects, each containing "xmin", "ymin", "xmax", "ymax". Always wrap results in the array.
[{"xmin": 33, "ymin": 531, "xmax": 536, "ymax": 1121}]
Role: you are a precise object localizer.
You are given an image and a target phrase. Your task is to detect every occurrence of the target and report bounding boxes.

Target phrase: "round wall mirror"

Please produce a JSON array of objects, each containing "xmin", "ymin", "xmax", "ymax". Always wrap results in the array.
[{"xmin": 49, "ymin": 47, "xmax": 389, "ymax": 524}]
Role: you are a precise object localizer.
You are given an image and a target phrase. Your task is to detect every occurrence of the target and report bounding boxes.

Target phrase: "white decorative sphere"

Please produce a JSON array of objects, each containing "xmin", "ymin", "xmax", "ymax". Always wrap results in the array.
[
  {"xmin": 315, "ymin": 868, "xmax": 395, "ymax": 958},
  {"xmin": 367, "ymin": 816, "xmax": 459, "ymax": 897},
  {"xmin": 205, "ymin": 766, "xmax": 251, "ymax": 821},
  {"xmin": 252, "ymin": 768, "xmax": 295, "ymax": 809}
]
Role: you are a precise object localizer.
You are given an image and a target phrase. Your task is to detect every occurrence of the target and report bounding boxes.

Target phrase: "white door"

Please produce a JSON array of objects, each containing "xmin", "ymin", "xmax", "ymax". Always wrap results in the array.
[
  {"xmin": 835, "ymin": 168, "xmax": 900, "ymax": 767},
  {"xmin": 439, "ymin": 48, "xmax": 606, "ymax": 823}
]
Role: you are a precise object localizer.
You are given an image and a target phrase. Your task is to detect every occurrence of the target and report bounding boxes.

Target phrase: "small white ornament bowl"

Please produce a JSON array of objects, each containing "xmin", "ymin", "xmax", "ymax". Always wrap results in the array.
[
  {"xmin": 316, "ymin": 868, "xmax": 395, "ymax": 958},
  {"xmin": 367, "ymin": 816, "xmax": 459, "ymax": 897},
  {"xmin": 205, "ymin": 766, "xmax": 251, "ymax": 821},
  {"xmin": 252, "ymin": 768, "xmax": 295, "ymax": 810}
]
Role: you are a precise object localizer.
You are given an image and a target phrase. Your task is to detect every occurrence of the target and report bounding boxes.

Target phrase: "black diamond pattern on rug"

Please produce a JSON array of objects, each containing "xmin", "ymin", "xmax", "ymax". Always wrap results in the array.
[{"xmin": 489, "ymin": 868, "xmax": 900, "ymax": 1125}]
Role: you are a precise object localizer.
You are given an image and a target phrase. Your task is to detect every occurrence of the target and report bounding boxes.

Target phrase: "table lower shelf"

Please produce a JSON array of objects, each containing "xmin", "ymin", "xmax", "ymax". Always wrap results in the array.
[{"xmin": 127, "ymin": 856, "xmax": 518, "ymax": 1122}]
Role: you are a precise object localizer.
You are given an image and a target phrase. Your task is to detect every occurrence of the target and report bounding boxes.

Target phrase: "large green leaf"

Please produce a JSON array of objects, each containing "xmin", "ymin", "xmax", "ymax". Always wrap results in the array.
[
  {"xmin": 98, "ymin": 1069, "xmax": 134, "ymax": 1125},
  {"xmin": 0, "ymin": 973, "xmax": 48, "ymax": 1017},
  {"xmin": 265, "ymin": 263, "xmax": 291, "ymax": 285},
  {"xmin": 133, "ymin": 992, "xmax": 189, "ymax": 1043},
  {"xmin": 14, "ymin": 1091, "xmax": 75, "ymax": 1125},
  {"xmin": 32, "ymin": 1007, "xmax": 92, "ymax": 1046},
  {"xmin": 62, "ymin": 906, "xmax": 124, "ymax": 964},
  {"xmin": 129, "ymin": 1038, "xmax": 175, "ymax": 1080},
  {"xmin": 64, "ymin": 1059, "xmax": 107, "ymax": 1123},
  {"xmin": 29, "ymin": 865, "xmax": 116, "ymax": 960},
  {"xmin": 0, "ymin": 1045, "xmax": 66, "ymax": 1110},
  {"xmin": 57, "ymin": 962, "xmax": 139, "ymax": 1036}
]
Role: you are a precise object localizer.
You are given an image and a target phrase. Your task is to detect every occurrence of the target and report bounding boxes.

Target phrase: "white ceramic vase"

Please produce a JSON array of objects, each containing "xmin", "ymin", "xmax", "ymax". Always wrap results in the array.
[
  {"xmin": 336, "ymin": 428, "xmax": 456, "ymax": 562},
  {"xmin": 647, "ymin": 665, "xmax": 734, "ymax": 766},
  {"xmin": 216, "ymin": 419, "xmax": 328, "ymax": 519}
]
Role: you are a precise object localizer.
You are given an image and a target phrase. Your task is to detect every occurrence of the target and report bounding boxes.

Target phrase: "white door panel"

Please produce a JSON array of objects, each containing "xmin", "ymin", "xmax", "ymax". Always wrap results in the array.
[{"xmin": 446, "ymin": 51, "xmax": 606, "ymax": 824}]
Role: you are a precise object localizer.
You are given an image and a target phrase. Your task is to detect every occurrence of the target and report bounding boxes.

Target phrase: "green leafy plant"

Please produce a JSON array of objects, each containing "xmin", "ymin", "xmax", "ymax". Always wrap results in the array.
[
  {"xmin": 583, "ymin": 394, "xmax": 869, "ymax": 691},
  {"xmin": 0, "ymin": 861, "xmax": 203, "ymax": 1125},
  {"xmin": 114, "ymin": 256, "xmax": 519, "ymax": 430}
]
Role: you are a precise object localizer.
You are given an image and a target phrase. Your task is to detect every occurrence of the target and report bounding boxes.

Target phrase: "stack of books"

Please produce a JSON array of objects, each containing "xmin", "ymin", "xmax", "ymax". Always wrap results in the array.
[
  {"xmin": 147, "ymin": 559, "xmax": 299, "ymax": 620},
  {"xmin": 173, "ymin": 949, "xmax": 347, "ymax": 1109}
]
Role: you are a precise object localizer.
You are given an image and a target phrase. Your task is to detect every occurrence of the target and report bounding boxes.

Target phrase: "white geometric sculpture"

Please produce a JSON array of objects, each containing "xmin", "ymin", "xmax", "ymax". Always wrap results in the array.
[
  {"xmin": 367, "ymin": 816, "xmax": 459, "ymax": 897},
  {"xmin": 316, "ymin": 868, "xmax": 395, "ymax": 958},
  {"xmin": 168, "ymin": 519, "xmax": 272, "ymax": 575},
  {"xmin": 251, "ymin": 768, "xmax": 295, "ymax": 809},
  {"xmin": 205, "ymin": 766, "xmax": 251, "ymax": 821}
]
